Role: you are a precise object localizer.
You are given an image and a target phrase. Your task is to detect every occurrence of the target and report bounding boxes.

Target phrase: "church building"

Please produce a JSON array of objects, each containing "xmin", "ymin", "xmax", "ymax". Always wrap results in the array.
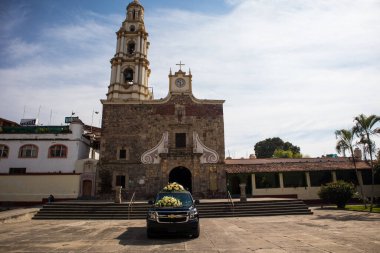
[
  {"xmin": 97, "ymin": 0, "xmax": 226, "ymax": 199},
  {"xmin": 97, "ymin": 0, "xmax": 379, "ymax": 202}
]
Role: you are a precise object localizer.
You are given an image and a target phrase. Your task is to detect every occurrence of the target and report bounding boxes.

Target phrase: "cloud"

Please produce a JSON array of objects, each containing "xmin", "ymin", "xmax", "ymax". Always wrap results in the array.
[
  {"xmin": 0, "ymin": 1, "xmax": 29, "ymax": 36},
  {"xmin": 0, "ymin": 10, "xmax": 116, "ymax": 126},
  {"xmin": 1, "ymin": 38, "xmax": 42, "ymax": 61},
  {"xmin": 1, "ymin": 0, "xmax": 379, "ymax": 158},
  {"xmin": 147, "ymin": 0, "xmax": 380, "ymax": 157}
]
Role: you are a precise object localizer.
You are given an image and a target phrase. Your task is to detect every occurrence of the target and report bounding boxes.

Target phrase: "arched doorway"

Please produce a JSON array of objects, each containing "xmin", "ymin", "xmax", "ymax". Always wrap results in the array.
[{"xmin": 169, "ymin": 167, "xmax": 192, "ymax": 193}]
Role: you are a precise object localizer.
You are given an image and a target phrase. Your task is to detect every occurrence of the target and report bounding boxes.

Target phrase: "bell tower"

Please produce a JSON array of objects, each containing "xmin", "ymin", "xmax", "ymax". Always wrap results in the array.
[
  {"xmin": 106, "ymin": 0, "xmax": 153, "ymax": 101},
  {"xmin": 168, "ymin": 61, "xmax": 193, "ymax": 95}
]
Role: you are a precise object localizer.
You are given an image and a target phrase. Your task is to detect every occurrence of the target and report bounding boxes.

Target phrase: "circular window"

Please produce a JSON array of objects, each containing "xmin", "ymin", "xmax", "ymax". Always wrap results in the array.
[{"xmin": 130, "ymin": 25, "xmax": 136, "ymax": 32}]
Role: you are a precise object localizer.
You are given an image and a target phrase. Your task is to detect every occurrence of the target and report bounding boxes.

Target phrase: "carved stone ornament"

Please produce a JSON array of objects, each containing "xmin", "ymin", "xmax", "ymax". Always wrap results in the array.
[
  {"xmin": 193, "ymin": 132, "xmax": 219, "ymax": 164},
  {"xmin": 141, "ymin": 132, "xmax": 169, "ymax": 164}
]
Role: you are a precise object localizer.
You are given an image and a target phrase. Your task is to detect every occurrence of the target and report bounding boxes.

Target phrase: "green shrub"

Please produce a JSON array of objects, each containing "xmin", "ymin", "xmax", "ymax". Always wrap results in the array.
[{"xmin": 318, "ymin": 180, "xmax": 355, "ymax": 208}]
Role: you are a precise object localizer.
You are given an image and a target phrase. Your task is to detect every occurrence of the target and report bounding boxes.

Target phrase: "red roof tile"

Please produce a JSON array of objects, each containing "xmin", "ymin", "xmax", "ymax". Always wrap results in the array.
[{"xmin": 225, "ymin": 160, "xmax": 370, "ymax": 173}]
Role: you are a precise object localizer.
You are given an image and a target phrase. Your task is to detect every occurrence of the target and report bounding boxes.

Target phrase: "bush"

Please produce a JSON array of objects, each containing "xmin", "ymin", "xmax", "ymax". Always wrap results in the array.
[{"xmin": 318, "ymin": 180, "xmax": 355, "ymax": 208}]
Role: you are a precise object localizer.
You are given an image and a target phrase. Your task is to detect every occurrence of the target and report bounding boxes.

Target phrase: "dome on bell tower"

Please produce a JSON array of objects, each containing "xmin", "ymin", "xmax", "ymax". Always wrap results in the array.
[
  {"xmin": 127, "ymin": 0, "xmax": 144, "ymax": 9},
  {"xmin": 126, "ymin": 0, "xmax": 144, "ymax": 21}
]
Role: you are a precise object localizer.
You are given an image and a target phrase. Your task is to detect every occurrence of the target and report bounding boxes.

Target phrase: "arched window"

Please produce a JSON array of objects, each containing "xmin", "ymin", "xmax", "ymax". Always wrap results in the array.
[
  {"xmin": 123, "ymin": 68, "xmax": 134, "ymax": 83},
  {"xmin": 49, "ymin": 144, "xmax": 67, "ymax": 158},
  {"xmin": 0, "ymin": 144, "xmax": 9, "ymax": 158},
  {"xmin": 127, "ymin": 42, "xmax": 135, "ymax": 54},
  {"xmin": 19, "ymin": 144, "xmax": 38, "ymax": 158}
]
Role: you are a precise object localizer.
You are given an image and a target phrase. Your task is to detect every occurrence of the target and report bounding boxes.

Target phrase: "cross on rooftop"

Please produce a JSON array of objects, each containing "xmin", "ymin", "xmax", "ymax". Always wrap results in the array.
[{"xmin": 176, "ymin": 61, "xmax": 185, "ymax": 71}]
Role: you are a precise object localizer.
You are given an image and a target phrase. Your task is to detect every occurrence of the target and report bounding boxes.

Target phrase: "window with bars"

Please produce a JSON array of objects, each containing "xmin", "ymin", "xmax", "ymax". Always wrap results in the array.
[
  {"xmin": 49, "ymin": 145, "xmax": 67, "ymax": 158},
  {"xmin": 255, "ymin": 172, "xmax": 280, "ymax": 188},
  {"xmin": 118, "ymin": 148, "xmax": 129, "ymax": 160},
  {"xmin": 361, "ymin": 169, "xmax": 380, "ymax": 185},
  {"xmin": 19, "ymin": 144, "xmax": 38, "ymax": 158},
  {"xmin": 116, "ymin": 175, "xmax": 126, "ymax": 188},
  {"xmin": 0, "ymin": 144, "xmax": 9, "ymax": 158},
  {"xmin": 309, "ymin": 171, "xmax": 332, "ymax": 186},
  {"xmin": 336, "ymin": 169, "xmax": 358, "ymax": 185},
  {"xmin": 283, "ymin": 171, "xmax": 307, "ymax": 188},
  {"xmin": 175, "ymin": 133, "xmax": 186, "ymax": 148},
  {"xmin": 9, "ymin": 168, "xmax": 26, "ymax": 174}
]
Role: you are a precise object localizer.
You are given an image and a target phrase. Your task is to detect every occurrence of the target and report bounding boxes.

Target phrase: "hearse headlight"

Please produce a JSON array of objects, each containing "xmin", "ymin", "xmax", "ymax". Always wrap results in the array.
[
  {"xmin": 189, "ymin": 208, "xmax": 198, "ymax": 220},
  {"xmin": 148, "ymin": 211, "xmax": 157, "ymax": 221}
]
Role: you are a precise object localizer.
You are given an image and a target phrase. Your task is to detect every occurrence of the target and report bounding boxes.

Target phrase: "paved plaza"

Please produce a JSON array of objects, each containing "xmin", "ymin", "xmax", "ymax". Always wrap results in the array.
[{"xmin": 0, "ymin": 207, "xmax": 379, "ymax": 252}]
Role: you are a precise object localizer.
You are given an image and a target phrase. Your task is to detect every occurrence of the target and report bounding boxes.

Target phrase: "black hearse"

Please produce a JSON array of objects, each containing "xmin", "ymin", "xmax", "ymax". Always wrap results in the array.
[{"xmin": 146, "ymin": 190, "xmax": 200, "ymax": 238}]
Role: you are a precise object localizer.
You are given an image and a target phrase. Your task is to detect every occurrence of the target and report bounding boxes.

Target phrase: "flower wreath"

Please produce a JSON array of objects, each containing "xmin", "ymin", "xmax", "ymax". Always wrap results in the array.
[
  {"xmin": 155, "ymin": 196, "xmax": 182, "ymax": 207},
  {"xmin": 162, "ymin": 182, "xmax": 185, "ymax": 192}
]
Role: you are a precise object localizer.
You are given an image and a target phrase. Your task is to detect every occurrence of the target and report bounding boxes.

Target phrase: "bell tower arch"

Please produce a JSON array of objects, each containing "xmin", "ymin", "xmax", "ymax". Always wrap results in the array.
[{"xmin": 107, "ymin": 0, "xmax": 152, "ymax": 101}]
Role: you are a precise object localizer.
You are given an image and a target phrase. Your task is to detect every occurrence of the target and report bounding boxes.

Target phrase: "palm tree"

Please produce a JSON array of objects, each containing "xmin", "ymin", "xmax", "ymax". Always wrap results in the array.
[
  {"xmin": 353, "ymin": 114, "xmax": 380, "ymax": 212},
  {"xmin": 335, "ymin": 129, "xmax": 366, "ymax": 207}
]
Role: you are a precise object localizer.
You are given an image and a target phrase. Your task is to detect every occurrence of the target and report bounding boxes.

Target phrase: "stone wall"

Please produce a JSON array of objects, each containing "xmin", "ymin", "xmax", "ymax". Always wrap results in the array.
[{"xmin": 97, "ymin": 94, "xmax": 226, "ymax": 199}]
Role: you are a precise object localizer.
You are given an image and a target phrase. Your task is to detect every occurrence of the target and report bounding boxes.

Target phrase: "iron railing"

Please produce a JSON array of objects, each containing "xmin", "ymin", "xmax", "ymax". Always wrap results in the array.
[
  {"xmin": 227, "ymin": 190, "xmax": 235, "ymax": 211},
  {"xmin": 127, "ymin": 192, "xmax": 136, "ymax": 220}
]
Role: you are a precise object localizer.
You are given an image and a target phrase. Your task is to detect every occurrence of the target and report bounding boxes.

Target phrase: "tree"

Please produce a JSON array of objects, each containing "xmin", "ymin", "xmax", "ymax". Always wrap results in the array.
[
  {"xmin": 353, "ymin": 114, "xmax": 380, "ymax": 212},
  {"xmin": 273, "ymin": 149, "xmax": 302, "ymax": 158},
  {"xmin": 283, "ymin": 141, "xmax": 301, "ymax": 154},
  {"xmin": 273, "ymin": 149, "xmax": 293, "ymax": 158},
  {"xmin": 254, "ymin": 137, "xmax": 301, "ymax": 158},
  {"xmin": 318, "ymin": 180, "xmax": 355, "ymax": 208},
  {"xmin": 335, "ymin": 128, "xmax": 366, "ymax": 206}
]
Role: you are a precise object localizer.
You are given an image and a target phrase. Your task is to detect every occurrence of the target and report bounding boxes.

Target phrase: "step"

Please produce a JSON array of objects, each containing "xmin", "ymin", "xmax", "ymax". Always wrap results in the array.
[{"xmin": 33, "ymin": 198, "xmax": 313, "ymax": 220}]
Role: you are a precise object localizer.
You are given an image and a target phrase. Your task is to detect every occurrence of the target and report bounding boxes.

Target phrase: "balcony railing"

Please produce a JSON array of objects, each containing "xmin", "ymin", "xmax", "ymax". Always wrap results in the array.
[{"xmin": 0, "ymin": 126, "xmax": 71, "ymax": 134}]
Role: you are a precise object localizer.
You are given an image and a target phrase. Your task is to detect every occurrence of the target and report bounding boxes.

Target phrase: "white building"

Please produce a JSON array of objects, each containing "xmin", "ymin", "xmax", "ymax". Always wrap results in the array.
[{"xmin": 0, "ymin": 120, "xmax": 98, "ymax": 204}]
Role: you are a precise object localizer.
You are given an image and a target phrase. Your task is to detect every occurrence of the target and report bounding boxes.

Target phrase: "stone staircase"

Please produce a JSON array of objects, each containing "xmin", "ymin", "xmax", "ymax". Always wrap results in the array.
[{"xmin": 33, "ymin": 199, "xmax": 312, "ymax": 220}]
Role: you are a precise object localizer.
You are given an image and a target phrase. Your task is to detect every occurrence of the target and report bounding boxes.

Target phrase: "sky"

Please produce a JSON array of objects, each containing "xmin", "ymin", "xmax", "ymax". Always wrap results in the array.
[{"xmin": 0, "ymin": 0, "xmax": 379, "ymax": 158}]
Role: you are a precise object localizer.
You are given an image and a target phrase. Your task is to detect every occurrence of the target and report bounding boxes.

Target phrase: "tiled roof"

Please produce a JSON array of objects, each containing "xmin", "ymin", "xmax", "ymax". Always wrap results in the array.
[
  {"xmin": 224, "ymin": 159, "xmax": 370, "ymax": 173},
  {"xmin": 225, "ymin": 157, "xmax": 350, "ymax": 165}
]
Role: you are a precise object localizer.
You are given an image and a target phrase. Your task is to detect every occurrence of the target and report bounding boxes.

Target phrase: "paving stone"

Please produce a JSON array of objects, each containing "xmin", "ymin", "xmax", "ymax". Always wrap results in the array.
[{"xmin": 0, "ymin": 208, "xmax": 379, "ymax": 252}]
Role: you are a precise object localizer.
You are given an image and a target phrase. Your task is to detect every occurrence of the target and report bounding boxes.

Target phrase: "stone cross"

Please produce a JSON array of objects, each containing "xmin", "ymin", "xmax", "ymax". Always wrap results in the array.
[{"xmin": 176, "ymin": 61, "xmax": 185, "ymax": 71}]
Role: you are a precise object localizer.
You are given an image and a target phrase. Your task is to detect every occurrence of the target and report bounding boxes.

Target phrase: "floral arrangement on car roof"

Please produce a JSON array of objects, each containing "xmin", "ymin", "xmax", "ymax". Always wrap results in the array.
[
  {"xmin": 162, "ymin": 182, "xmax": 185, "ymax": 192},
  {"xmin": 155, "ymin": 196, "xmax": 182, "ymax": 207}
]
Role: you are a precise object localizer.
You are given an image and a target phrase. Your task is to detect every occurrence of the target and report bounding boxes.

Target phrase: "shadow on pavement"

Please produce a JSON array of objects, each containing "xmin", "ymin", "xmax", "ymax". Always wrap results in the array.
[
  {"xmin": 117, "ymin": 227, "xmax": 193, "ymax": 246},
  {"xmin": 313, "ymin": 210, "xmax": 380, "ymax": 222}
]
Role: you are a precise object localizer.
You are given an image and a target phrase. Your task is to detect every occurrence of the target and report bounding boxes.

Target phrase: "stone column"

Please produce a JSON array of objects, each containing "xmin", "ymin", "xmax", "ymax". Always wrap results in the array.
[
  {"xmin": 160, "ymin": 157, "xmax": 168, "ymax": 189},
  {"xmin": 115, "ymin": 186, "xmax": 122, "ymax": 203},
  {"xmin": 251, "ymin": 174, "xmax": 256, "ymax": 196},
  {"xmin": 120, "ymin": 35, "xmax": 125, "ymax": 54},
  {"xmin": 116, "ymin": 35, "xmax": 121, "ymax": 54},
  {"xmin": 110, "ymin": 63, "xmax": 117, "ymax": 84},
  {"xmin": 115, "ymin": 63, "xmax": 121, "ymax": 84},
  {"xmin": 239, "ymin": 183, "xmax": 247, "ymax": 202},
  {"xmin": 192, "ymin": 155, "xmax": 201, "ymax": 196},
  {"xmin": 279, "ymin": 173, "xmax": 284, "ymax": 188},
  {"xmin": 134, "ymin": 64, "xmax": 139, "ymax": 83},
  {"xmin": 306, "ymin": 172, "xmax": 311, "ymax": 187},
  {"xmin": 136, "ymin": 35, "xmax": 141, "ymax": 53}
]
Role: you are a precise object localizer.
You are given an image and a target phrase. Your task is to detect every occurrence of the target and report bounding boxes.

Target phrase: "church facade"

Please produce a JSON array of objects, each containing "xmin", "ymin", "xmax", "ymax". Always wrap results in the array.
[
  {"xmin": 97, "ymin": 0, "xmax": 379, "ymax": 201},
  {"xmin": 97, "ymin": 0, "xmax": 226, "ymax": 199}
]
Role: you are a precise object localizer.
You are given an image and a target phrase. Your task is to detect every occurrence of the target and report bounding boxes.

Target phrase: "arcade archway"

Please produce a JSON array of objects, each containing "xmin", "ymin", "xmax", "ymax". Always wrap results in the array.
[{"xmin": 169, "ymin": 167, "xmax": 192, "ymax": 193}]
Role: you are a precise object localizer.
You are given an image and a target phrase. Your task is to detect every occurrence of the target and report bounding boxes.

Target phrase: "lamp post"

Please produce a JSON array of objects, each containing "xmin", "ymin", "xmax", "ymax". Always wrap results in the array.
[{"xmin": 91, "ymin": 109, "xmax": 99, "ymax": 133}]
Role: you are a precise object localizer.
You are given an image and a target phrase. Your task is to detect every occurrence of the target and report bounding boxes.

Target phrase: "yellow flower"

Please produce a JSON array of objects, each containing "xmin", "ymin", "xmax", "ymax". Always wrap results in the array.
[{"xmin": 155, "ymin": 196, "xmax": 182, "ymax": 207}]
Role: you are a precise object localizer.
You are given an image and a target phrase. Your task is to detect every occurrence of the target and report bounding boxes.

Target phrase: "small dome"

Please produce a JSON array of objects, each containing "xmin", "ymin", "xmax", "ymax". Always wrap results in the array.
[{"xmin": 127, "ymin": 0, "xmax": 144, "ymax": 11}]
